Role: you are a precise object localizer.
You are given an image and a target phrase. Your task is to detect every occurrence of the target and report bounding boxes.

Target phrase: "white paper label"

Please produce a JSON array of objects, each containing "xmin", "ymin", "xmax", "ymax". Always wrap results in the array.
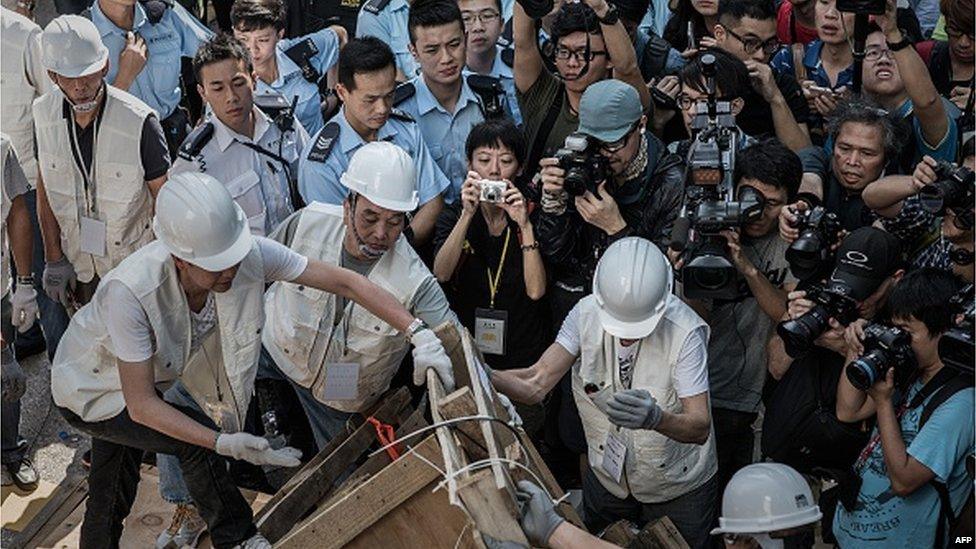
[
  {"xmin": 474, "ymin": 315, "xmax": 505, "ymax": 355},
  {"xmin": 79, "ymin": 216, "xmax": 107, "ymax": 257},
  {"xmin": 602, "ymin": 431, "xmax": 627, "ymax": 483},
  {"xmin": 323, "ymin": 362, "xmax": 360, "ymax": 400}
]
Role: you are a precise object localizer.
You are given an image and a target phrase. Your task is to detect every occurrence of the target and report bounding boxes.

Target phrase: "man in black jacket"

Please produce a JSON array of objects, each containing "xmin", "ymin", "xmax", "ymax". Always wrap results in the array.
[{"xmin": 536, "ymin": 79, "xmax": 684, "ymax": 323}]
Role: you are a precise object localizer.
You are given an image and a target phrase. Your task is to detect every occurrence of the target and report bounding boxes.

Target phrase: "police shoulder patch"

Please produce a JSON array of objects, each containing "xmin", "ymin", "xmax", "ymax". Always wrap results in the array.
[
  {"xmin": 393, "ymin": 82, "xmax": 415, "ymax": 106},
  {"xmin": 362, "ymin": 0, "xmax": 392, "ymax": 14},
  {"xmin": 307, "ymin": 122, "xmax": 341, "ymax": 163},
  {"xmin": 177, "ymin": 122, "xmax": 214, "ymax": 161}
]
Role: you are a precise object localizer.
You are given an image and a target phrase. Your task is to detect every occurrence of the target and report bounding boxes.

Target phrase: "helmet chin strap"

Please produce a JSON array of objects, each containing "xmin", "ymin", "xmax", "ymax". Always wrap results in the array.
[
  {"xmin": 348, "ymin": 193, "xmax": 386, "ymax": 259},
  {"xmin": 752, "ymin": 533, "xmax": 785, "ymax": 549},
  {"xmin": 65, "ymin": 81, "xmax": 105, "ymax": 113}
]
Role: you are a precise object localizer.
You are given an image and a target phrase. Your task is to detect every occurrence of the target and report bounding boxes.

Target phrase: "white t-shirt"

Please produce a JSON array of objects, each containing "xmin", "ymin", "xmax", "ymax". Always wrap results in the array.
[
  {"xmin": 555, "ymin": 301, "xmax": 709, "ymax": 398},
  {"xmin": 101, "ymin": 237, "xmax": 308, "ymax": 362}
]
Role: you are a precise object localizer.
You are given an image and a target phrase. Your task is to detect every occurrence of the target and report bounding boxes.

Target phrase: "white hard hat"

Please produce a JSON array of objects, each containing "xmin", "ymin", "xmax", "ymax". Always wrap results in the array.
[
  {"xmin": 40, "ymin": 15, "xmax": 109, "ymax": 78},
  {"xmin": 711, "ymin": 463, "xmax": 822, "ymax": 537},
  {"xmin": 592, "ymin": 237, "xmax": 672, "ymax": 339},
  {"xmin": 153, "ymin": 172, "xmax": 253, "ymax": 272},
  {"xmin": 340, "ymin": 141, "xmax": 419, "ymax": 212}
]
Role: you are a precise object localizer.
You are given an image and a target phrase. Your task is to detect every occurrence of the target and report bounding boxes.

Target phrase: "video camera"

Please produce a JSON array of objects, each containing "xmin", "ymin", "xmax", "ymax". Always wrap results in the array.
[
  {"xmin": 785, "ymin": 206, "xmax": 843, "ymax": 281},
  {"xmin": 776, "ymin": 280, "xmax": 861, "ymax": 357},
  {"xmin": 846, "ymin": 323, "xmax": 915, "ymax": 390},
  {"xmin": 940, "ymin": 284, "xmax": 974, "ymax": 375},
  {"xmin": 555, "ymin": 133, "xmax": 612, "ymax": 198},
  {"xmin": 669, "ymin": 53, "xmax": 764, "ymax": 300},
  {"xmin": 918, "ymin": 161, "xmax": 975, "ymax": 230}
]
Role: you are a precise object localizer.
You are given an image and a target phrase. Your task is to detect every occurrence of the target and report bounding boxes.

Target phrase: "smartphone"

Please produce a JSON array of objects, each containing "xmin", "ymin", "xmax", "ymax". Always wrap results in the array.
[{"xmin": 687, "ymin": 21, "xmax": 696, "ymax": 49}]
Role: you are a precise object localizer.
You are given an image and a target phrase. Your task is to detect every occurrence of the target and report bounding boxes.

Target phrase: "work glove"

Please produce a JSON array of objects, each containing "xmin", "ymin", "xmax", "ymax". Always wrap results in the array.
[
  {"xmin": 1, "ymin": 347, "xmax": 27, "ymax": 402},
  {"xmin": 496, "ymin": 391, "xmax": 523, "ymax": 426},
  {"xmin": 516, "ymin": 480, "xmax": 565, "ymax": 548},
  {"xmin": 11, "ymin": 283, "xmax": 38, "ymax": 333},
  {"xmin": 411, "ymin": 328, "xmax": 455, "ymax": 392},
  {"xmin": 215, "ymin": 432, "xmax": 302, "ymax": 467},
  {"xmin": 42, "ymin": 257, "xmax": 76, "ymax": 308},
  {"xmin": 606, "ymin": 388, "xmax": 663, "ymax": 430}
]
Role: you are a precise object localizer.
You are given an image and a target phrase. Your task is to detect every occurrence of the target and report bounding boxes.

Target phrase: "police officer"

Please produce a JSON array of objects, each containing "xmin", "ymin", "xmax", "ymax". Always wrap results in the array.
[
  {"xmin": 35, "ymin": 15, "xmax": 170, "ymax": 310},
  {"xmin": 396, "ymin": 0, "xmax": 516, "ymax": 203},
  {"xmin": 87, "ymin": 0, "xmax": 213, "ymax": 157},
  {"xmin": 355, "ymin": 0, "xmax": 418, "ymax": 81},
  {"xmin": 265, "ymin": 141, "xmax": 458, "ymax": 447},
  {"xmin": 231, "ymin": 0, "xmax": 347, "ymax": 136},
  {"xmin": 461, "ymin": 0, "xmax": 523, "ymax": 126},
  {"xmin": 172, "ymin": 34, "xmax": 309, "ymax": 237},
  {"xmin": 298, "ymin": 37, "xmax": 449, "ymax": 245}
]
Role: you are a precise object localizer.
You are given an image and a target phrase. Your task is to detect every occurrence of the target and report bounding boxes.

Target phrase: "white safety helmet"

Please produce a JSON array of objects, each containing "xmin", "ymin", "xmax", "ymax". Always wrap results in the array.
[
  {"xmin": 340, "ymin": 141, "xmax": 419, "ymax": 212},
  {"xmin": 40, "ymin": 15, "xmax": 109, "ymax": 78},
  {"xmin": 592, "ymin": 237, "xmax": 673, "ymax": 339},
  {"xmin": 153, "ymin": 172, "xmax": 253, "ymax": 272},
  {"xmin": 711, "ymin": 463, "xmax": 822, "ymax": 543}
]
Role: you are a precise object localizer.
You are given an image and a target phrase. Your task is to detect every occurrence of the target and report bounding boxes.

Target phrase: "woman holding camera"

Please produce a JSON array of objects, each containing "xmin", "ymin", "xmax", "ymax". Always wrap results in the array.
[{"xmin": 432, "ymin": 120, "xmax": 549, "ymax": 428}]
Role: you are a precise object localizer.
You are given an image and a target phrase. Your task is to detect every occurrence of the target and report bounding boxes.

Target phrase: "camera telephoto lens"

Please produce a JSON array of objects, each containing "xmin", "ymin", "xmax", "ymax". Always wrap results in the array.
[
  {"xmin": 846, "ymin": 351, "xmax": 887, "ymax": 391},
  {"xmin": 786, "ymin": 236, "xmax": 826, "ymax": 280},
  {"xmin": 776, "ymin": 305, "xmax": 831, "ymax": 358},
  {"xmin": 564, "ymin": 169, "xmax": 588, "ymax": 196},
  {"xmin": 918, "ymin": 185, "xmax": 946, "ymax": 214}
]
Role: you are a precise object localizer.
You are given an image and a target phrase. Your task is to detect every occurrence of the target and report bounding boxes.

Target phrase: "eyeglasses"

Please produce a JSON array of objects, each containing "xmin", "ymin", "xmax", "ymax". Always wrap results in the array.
[
  {"xmin": 674, "ymin": 92, "xmax": 735, "ymax": 110},
  {"xmin": 723, "ymin": 27, "xmax": 781, "ymax": 56},
  {"xmin": 598, "ymin": 122, "xmax": 640, "ymax": 152},
  {"xmin": 554, "ymin": 47, "xmax": 608, "ymax": 62},
  {"xmin": 864, "ymin": 46, "xmax": 894, "ymax": 62},
  {"xmin": 461, "ymin": 9, "xmax": 500, "ymax": 25}
]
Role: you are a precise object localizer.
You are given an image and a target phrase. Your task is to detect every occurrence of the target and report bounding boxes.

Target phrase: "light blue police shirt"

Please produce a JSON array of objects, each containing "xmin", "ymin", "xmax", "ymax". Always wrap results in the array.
[
  {"xmin": 463, "ymin": 45, "xmax": 523, "ymax": 126},
  {"xmin": 90, "ymin": 0, "xmax": 212, "ymax": 119},
  {"xmin": 355, "ymin": 0, "xmax": 419, "ymax": 80}
]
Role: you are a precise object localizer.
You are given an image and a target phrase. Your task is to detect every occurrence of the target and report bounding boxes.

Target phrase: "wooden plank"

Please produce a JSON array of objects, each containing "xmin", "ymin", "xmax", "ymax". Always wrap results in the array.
[
  {"xmin": 437, "ymin": 387, "xmax": 490, "ymax": 461},
  {"xmin": 256, "ymin": 387, "xmax": 411, "ymax": 543},
  {"xmin": 455, "ymin": 469, "xmax": 529, "ymax": 545},
  {"xmin": 433, "ymin": 322, "xmax": 473, "ymax": 392},
  {"xmin": 12, "ymin": 473, "xmax": 88, "ymax": 549},
  {"xmin": 275, "ymin": 436, "xmax": 446, "ymax": 549},
  {"xmin": 427, "ymin": 368, "xmax": 468, "ymax": 504},
  {"xmin": 632, "ymin": 517, "xmax": 690, "ymax": 549},
  {"xmin": 459, "ymin": 333, "xmax": 510, "ymax": 491},
  {"xmin": 600, "ymin": 520, "xmax": 637, "ymax": 546}
]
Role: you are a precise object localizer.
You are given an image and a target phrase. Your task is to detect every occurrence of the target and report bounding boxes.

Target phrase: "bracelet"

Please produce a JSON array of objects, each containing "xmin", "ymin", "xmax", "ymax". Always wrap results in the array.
[
  {"xmin": 15, "ymin": 275, "xmax": 34, "ymax": 286},
  {"xmin": 521, "ymin": 241, "xmax": 540, "ymax": 251}
]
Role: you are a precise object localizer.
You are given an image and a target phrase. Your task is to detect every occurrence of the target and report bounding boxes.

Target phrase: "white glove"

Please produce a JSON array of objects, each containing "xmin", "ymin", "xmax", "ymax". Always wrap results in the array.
[
  {"xmin": 214, "ymin": 432, "xmax": 302, "ymax": 467},
  {"xmin": 496, "ymin": 391, "xmax": 523, "ymax": 426},
  {"xmin": 11, "ymin": 283, "xmax": 38, "ymax": 333},
  {"xmin": 411, "ymin": 328, "xmax": 455, "ymax": 392}
]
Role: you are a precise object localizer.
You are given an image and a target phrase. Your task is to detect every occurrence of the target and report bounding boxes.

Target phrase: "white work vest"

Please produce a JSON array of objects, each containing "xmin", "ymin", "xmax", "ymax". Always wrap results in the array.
[
  {"xmin": 51, "ymin": 241, "xmax": 267, "ymax": 424},
  {"xmin": 263, "ymin": 202, "xmax": 429, "ymax": 413},
  {"xmin": 1, "ymin": 135, "xmax": 14, "ymax": 298},
  {"xmin": 573, "ymin": 295, "xmax": 717, "ymax": 503},
  {"xmin": 1, "ymin": 8, "xmax": 44, "ymax": 188},
  {"xmin": 33, "ymin": 85, "xmax": 156, "ymax": 283}
]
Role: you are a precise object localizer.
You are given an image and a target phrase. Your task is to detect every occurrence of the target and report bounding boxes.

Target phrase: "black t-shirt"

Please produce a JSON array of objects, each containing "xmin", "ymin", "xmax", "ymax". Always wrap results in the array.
[
  {"xmin": 433, "ymin": 203, "xmax": 551, "ymax": 369},
  {"xmin": 738, "ymin": 70, "xmax": 811, "ymax": 139},
  {"xmin": 64, "ymin": 100, "xmax": 171, "ymax": 182}
]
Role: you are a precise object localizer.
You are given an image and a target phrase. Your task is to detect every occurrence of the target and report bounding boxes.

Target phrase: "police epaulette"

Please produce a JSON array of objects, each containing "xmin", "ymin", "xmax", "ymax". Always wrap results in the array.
[
  {"xmin": 393, "ymin": 82, "xmax": 415, "ymax": 106},
  {"xmin": 389, "ymin": 108, "xmax": 414, "ymax": 122},
  {"xmin": 178, "ymin": 122, "xmax": 214, "ymax": 161},
  {"xmin": 307, "ymin": 122, "xmax": 340, "ymax": 163},
  {"xmin": 362, "ymin": 0, "xmax": 392, "ymax": 15}
]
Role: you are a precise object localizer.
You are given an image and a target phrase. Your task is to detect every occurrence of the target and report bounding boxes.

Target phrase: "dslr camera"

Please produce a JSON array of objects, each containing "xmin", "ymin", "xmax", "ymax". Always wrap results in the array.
[
  {"xmin": 846, "ymin": 323, "xmax": 914, "ymax": 391},
  {"xmin": 554, "ymin": 133, "xmax": 612, "ymax": 198},
  {"xmin": 669, "ymin": 53, "xmax": 765, "ymax": 300},
  {"xmin": 776, "ymin": 280, "xmax": 861, "ymax": 357},
  {"xmin": 785, "ymin": 206, "xmax": 843, "ymax": 281},
  {"xmin": 479, "ymin": 180, "xmax": 507, "ymax": 203},
  {"xmin": 919, "ymin": 161, "xmax": 975, "ymax": 230},
  {"xmin": 940, "ymin": 284, "xmax": 974, "ymax": 375}
]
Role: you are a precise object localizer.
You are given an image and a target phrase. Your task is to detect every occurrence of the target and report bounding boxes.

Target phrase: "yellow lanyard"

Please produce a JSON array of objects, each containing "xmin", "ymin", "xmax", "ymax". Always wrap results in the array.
[{"xmin": 486, "ymin": 228, "xmax": 511, "ymax": 309}]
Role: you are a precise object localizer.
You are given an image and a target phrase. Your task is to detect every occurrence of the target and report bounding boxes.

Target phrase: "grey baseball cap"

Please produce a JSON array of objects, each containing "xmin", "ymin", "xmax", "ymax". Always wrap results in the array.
[{"xmin": 578, "ymin": 79, "xmax": 643, "ymax": 143}]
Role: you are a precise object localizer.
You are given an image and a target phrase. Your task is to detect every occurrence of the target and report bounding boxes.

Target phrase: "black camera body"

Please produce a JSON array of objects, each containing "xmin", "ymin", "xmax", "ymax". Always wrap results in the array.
[
  {"xmin": 555, "ymin": 133, "xmax": 612, "ymax": 198},
  {"xmin": 776, "ymin": 281, "xmax": 861, "ymax": 357},
  {"xmin": 941, "ymin": 284, "xmax": 975, "ymax": 375},
  {"xmin": 836, "ymin": 0, "xmax": 886, "ymax": 14},
  {"xmin": 786, "ymin": 206, "xmax": 843, "ymax": 281},
  {"xmin": 846, "ymin": 323, "xmax": 915, "ymax": 390},
  {"xmin": 919, "ymin": 162, "xmax": 975, "ymax": 226}
]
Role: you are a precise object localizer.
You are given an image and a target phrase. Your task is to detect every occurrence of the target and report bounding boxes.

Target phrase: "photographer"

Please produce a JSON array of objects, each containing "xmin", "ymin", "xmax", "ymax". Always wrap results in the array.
[
  {"xmin": 778, "ymin": 99, "xmax": 895, "ymax": 239},
  {"xmin": 833, "ymin": 269, "xmax": 973, "ymax": 548},
  {"xmin": 918, "ymin": 0, "xmax": 974, "ymax": 114},
  {"xmin": 762, "ymin": 227, "xmax": 904, "ymax": 475},
  {"xmin": 536, "ymin": 79, "xmax": 683, "ymax": 322},
  {"xmin": 432, "ymin": 119, "xmax": 550, "ymax": 433},
  {"xmin": 513, "ymin": 0, "xmax": 649, "ymax": 179},
  {"xmin": 863, "ymin": 141, "xmax": 975, "ymax": 278},
  {"xmin": 700, "ymin": 141, "xmax": 800, "ymax": 491}
]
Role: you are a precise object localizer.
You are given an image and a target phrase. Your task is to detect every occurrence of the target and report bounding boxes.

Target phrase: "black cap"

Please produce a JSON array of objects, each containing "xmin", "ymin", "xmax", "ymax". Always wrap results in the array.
[{"xmin": 829, "ymin": 227, "xmax": 903, "ymax": 301}]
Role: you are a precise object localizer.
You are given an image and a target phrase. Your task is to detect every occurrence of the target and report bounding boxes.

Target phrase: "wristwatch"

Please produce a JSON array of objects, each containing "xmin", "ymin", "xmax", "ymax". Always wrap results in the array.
[
  {"xmin": 15, "ymin": 275, "xmax": 34, "ymax": 286},
  {"xmin": 406, "ymin": 317, "xmax": 429, "ymax": 338},
  {"xmin": 598, "ymin": 4, "xmax": 619, "ymax": 26},
  {"xmin": 886, "ymin": 34, "xmax": 912, "ymax": 52}
]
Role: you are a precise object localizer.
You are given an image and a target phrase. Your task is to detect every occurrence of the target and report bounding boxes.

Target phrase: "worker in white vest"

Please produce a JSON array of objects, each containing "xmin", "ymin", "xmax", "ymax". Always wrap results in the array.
[
  {"xmin": 34, "ymin": 15, "xmax": 170, "ymax": 310},
  {"xmin": 1, "ymin": 7, "xmax": 69, "ymax": 361},
  {"xmin": 263, "ymin": 141, "xmax": 460, "ymax": 445},
  {"xmin": 491, "ymin": 237, "xmax": 719, "ymax": 549},
  {"xmin": 50, "ymin": 171, "xmax": 455, "ymax": 549}
]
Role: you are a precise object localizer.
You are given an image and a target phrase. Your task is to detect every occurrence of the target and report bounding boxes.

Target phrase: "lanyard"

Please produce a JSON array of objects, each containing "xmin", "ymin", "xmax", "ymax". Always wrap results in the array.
[
  {"xmin": 486, "ymin": 227, "xmax": 511, "ymax": 309},
  {"xmin": 67, "ymin": 110, "xmax": 101, "ymax": 216}
]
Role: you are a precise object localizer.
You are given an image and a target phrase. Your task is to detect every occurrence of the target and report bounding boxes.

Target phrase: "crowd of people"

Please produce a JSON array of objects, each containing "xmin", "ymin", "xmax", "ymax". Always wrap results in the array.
[{"xmin": 0, "ymin": 0, "xmax": 973, "ymax": 545}]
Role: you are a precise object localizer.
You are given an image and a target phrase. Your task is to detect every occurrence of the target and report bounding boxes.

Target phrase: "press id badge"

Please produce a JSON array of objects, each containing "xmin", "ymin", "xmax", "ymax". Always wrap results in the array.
[
  {"xmin": 323, "ymin": 362, "xmax": 360, "ymax": 400},
  {"xmin": 602, "ymin": 431, "xmax": 627, "ymax": 483},
  {"xmin": 79, "ymin": 216, "xmax": 107, "ymax": 257},
  {"xmin": 474, "ymin": 308, "xmax": 507, "ymax": 355}
]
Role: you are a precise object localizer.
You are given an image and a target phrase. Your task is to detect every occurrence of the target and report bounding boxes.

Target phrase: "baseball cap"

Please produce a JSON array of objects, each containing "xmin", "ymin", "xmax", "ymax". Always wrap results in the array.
[
  {"xmin": 578, "ymin": 80, "xmax": 643, "ymax": 143},
  {"xmin": 829, "ymin": 227, "xmax": 903, "ymax": 301}
]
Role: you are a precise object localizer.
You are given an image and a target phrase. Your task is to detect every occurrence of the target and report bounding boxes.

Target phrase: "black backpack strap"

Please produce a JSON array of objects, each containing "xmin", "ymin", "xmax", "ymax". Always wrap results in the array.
[
  {"xmin": 284, "ymin": 38, "xmax": 323, "ymax": 85},
  {"xmin": 362, "ymin": 0, "xmax": 392, "ymax": 15},
  {"xmin": 306, "ymin": 122, "xmax": 340, "ymax": 163},
  {"xmin": 177, "ymin": 122, "xmax": 214, "ymax": 161},
  {"xmin": 393, "ymin": 82, "xmax": 415, "ymax": 106},
  {"xmin": 524, "ymin": 87, "xmax": 563, "ymax": 177}
]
